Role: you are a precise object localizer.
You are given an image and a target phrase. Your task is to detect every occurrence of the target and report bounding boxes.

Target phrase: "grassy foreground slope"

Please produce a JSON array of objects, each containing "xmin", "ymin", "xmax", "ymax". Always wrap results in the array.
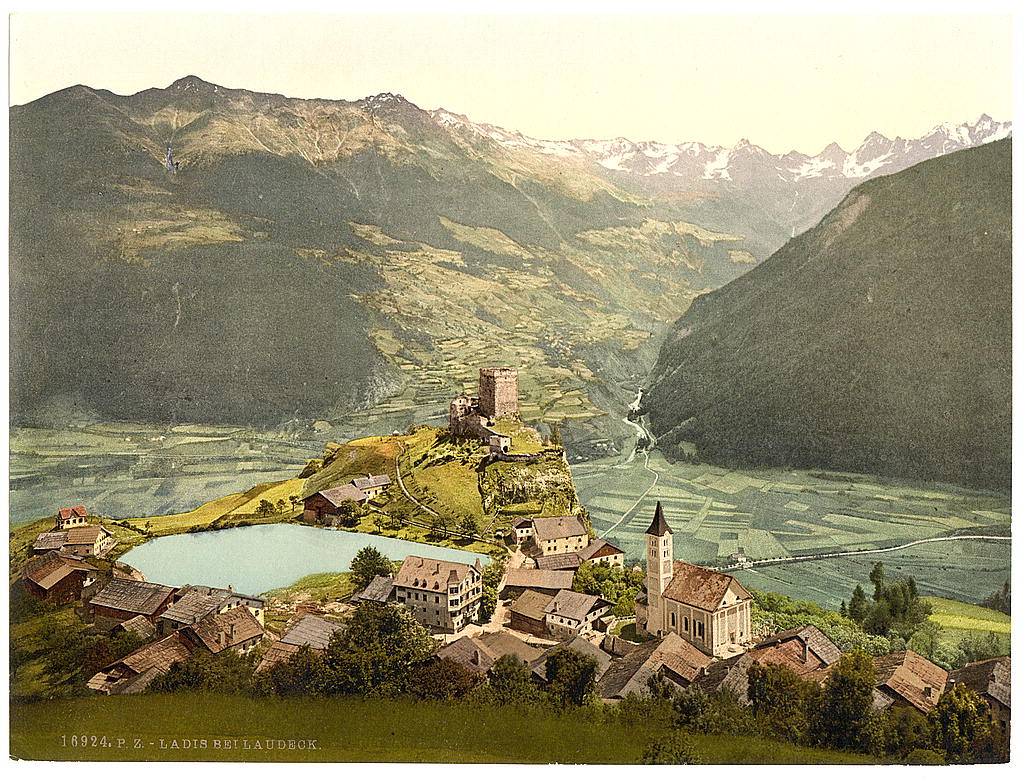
[
  {"xmin": 645, "ymin": 139, "xmax": 1011, "ymax": 490},
  {"xmin": 9, "ymin": 694, "xmax": 877, "ymax": 764}
]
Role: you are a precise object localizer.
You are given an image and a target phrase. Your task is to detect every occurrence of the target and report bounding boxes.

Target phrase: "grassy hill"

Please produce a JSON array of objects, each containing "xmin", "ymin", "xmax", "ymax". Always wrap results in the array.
[
  {"xmin": 645, "ymin": 140, "xmax": 1011, "ymax": 490},
  {"xmin": 922, "ymin": 597, "xmax": 1010, "ymax": 657}
]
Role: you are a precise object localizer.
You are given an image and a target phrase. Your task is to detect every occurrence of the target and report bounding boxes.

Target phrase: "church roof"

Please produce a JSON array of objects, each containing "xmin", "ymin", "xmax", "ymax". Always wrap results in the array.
[
  {"xmin": 645, "ymin": 502, "xmax": 673, "ymax": 536},
  {"xmin": 662, "ymin": 560, "xmax": 750, "ymax": 611}
]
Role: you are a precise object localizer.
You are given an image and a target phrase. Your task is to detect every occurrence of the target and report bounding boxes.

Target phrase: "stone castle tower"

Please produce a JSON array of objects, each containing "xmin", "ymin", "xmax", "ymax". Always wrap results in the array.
[
  {"xmin": 644, "ymin": 501, "xmax": 674, "ymax": 636},
  {"xmin": 478, "ymin": 367, "xmax": 519, "ymax": 420}
]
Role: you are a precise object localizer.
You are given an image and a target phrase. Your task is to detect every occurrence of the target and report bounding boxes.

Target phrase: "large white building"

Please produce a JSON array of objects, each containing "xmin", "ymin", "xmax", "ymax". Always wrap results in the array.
[{"xmin": 637, "ymin": 502, "xmax": 753, "ymax": 657}]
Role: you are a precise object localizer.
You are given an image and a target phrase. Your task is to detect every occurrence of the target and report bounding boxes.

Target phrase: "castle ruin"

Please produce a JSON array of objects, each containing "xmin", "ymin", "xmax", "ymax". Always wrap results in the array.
[{"xmin": 449, "ymin": 367, "xmax": 519, "ymax": 453}]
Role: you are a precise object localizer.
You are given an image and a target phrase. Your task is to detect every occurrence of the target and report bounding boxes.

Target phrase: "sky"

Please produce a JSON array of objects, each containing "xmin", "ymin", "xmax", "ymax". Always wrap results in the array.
[{"xmin": 8, "ymin": 13, "xmax": 1014, "ymax": 154}]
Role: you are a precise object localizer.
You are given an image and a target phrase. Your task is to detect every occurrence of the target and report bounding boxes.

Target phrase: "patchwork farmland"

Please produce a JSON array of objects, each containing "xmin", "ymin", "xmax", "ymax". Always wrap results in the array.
[{"xmin": 572, "ymin": 451, "xmax": 1011, "ymax": 608}]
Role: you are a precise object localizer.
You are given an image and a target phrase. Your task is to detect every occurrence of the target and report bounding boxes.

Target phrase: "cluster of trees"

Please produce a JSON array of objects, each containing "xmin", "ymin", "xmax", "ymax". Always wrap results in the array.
[
  {"xmin": 572, "ymin": 561, "xmax": 645, "ymax": 617},
  {"xmin": 637, "ymin": 649, "xmax": 1005, "ymax": 764},
  {"xmin": 980, "ymin": 580, "xmax": 1010, "ymax": 615},
  {"xmin": 153, "ymin": 601, "xmax": 602, "ymax": 711},
  {"xmin": 478, "ymin": 558, "xmax": 506, "ymax": 622},
  {"xmin": 349, "ymin": 546, "xmax": 396, "ymax": 590},
  {"xmin": 840, "ymin": 563, "xmax": 931, "ymax": 638}
]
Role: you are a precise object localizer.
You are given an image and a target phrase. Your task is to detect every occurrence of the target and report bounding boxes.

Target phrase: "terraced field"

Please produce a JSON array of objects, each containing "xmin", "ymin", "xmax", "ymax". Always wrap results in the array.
[{"xmin": 572, "ymin": 450, "xmax": 1011, "ymax": 608}]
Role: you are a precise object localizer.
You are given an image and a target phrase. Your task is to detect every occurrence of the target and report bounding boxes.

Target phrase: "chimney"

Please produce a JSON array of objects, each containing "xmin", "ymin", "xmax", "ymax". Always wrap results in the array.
[
  {"xmin": 228, "ymin": 584, "xmax": 234, "ymax": 593},
  {"xmin": 801, "ymin": 641, "xmax": 808, "ymax": 664},
  {"xmin": 924, "ymin": 686, "xmax": 932, "ymax": 698},
  {"xmin": 472, "ymin": 649, "xmax": 480, "ymax": 665},
  {"xmin": 219, "ymin": 630, "xmax": 227, "ymax": 647},
  {"xmin": 229, "ymin": 623, "xmax": 236, "ymax": 642}
]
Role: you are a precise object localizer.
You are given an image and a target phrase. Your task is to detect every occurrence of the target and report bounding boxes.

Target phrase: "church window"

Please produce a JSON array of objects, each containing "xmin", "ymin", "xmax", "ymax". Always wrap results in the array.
[
  {"xmin": 684, "ymin": 616, "xmax": 689, "ymax": 631},
  {"xmin": 670, "ymin": 612, "xmax": 676, "ymax": 627}
]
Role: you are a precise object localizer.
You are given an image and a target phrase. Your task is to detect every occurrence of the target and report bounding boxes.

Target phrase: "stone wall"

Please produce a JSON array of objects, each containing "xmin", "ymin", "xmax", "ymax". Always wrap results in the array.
[{"xmin": 478, "ymin": 367, "xmax": 518, "ymax": 420}]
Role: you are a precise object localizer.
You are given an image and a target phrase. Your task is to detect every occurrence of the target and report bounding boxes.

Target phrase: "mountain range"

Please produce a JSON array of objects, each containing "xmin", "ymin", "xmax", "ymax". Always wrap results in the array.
[
  {"xmin": 644, "ymin": 139, "xmax": 1011, "ymax": 490},
  {"xmin": 8, "ymin": 76, "xmax": 1011, "ymax": 459}
]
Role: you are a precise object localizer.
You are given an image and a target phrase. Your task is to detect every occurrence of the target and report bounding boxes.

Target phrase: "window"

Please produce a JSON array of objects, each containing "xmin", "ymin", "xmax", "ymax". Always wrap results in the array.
[
  {"xmin": 684, "ymin": 616, "xmax": 689, "ymax": 631},
  {"xmin": 670, "ymin": 612, "xmax": 676, "ymax": 627}
]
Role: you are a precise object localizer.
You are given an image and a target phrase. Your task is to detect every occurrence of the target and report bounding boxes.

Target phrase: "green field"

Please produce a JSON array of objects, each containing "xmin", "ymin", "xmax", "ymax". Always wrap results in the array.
[
  {"xmin": 920, "ymin": 597, "xmax": 1011, "ymax": 656},
  {"xmin": 9, "ymin": 693, "xmax": 879, "ymax": 764},
  {"xmin": 573, "ymin": 451, "xmax": 1011, "ymax": 608}
]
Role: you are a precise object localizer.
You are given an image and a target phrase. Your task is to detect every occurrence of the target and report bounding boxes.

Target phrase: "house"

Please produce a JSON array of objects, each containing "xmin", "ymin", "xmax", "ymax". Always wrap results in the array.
[
  {"xmin": 597, "ymin": 632, "xmax": 713, "ymax": 701},
  {"xmin": 532, "ymin": 516, "xmax": 589, "ymax": 557},
  {"xmin": 394, "ymin": 555, "xmax": 483, "ymax": 632},
  {"xmin": 87, "ymin": 632, "xmax": 194, "ymax": 694},
  {"xmin": 302, "ymin": 485, "xmax": 369, "ymax": 523},
  {"xmin": 88, "ymin": 578, "xmax": 176, "ymax": 631},
  {"xmin": 55, "ymin": 505, "xmax": 89, "ymax": 530},
  {"xmin": 872, "ymin": 650, "xmax": 948, "ymax": 715},
  {"xmin": 637, "ymin": 502, "xmax": 753, "ymax": 656},
  {"xmin": 946, "ymin": 656, "xmax": 1010, "ymax": 738},
  {"xmin": 514, "ymin": 518, "xmax": 534, "ymax": 545},
  {"xmin": 535, "ymin": 552, "xmax": 583, "ymax": 571},
  {"xmin": 501, "ymin": 568, "xmax": 575, "ymax": 598},
  {"xmin": 435, "ymin": 631, "xmax": 543, "ymax": 676},
  {"xmin": 350, "ymin": 474, "xmax": 392, "ymax": 498},
  {"xmin": 690, "ymin": 652, "xmax": 757, "ymax": 703},
  {"xmin": 351, "ymin": 575, "xmax": 395, "ymax": 605},
  {"xmin": 20, "ymin": 552, "xmax": 98, "ymax": 604},
  {"xmin": 749, "ymin": 625, "xmax": 842, "ymax": 677},
  {"xmin": 530, "ymin": 636, "xmax": 613, "ymax": 683},
  {"xmin": 113, "ymin": 614, "xmax": 157, "ymax": 642},
  {"xmin": 544, "ymin": 589, "xmax": 610, "ymax": 639},
  {"xmin": 577, "ymin": 539, "xmax": 626, "ymax": 568},
  {"xmin": 509, "ymin": 589, "xmax": 555, "ymax": 636},
  {"xmin": 182, "ymin": 606, "xmax": 265, "ymax": 655},
  {"xmin": 61, "ymin": 525, "xmax": 116, "ymax": 558},
  {"xmin": 157, "ymin": 584, "xmax": 266, "ymax": 635},
  {"xmin": 256, "ymin": 613, "xmax": 346, "ymax": 672},
  {"xmin": 32, "ymin": 525, "xmax": 116, "ymax": 558}
]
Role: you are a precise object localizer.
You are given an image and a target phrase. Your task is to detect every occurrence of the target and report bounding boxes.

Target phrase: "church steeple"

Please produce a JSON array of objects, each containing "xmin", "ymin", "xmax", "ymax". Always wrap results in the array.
[{"xmin": 646, "ymin": 501, "xmax": 673, "ymax": 536}]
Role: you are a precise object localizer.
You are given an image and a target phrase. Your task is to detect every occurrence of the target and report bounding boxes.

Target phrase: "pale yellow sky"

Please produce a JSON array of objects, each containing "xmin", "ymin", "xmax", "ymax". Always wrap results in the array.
[{"xmin": 9, "ymin": 13, "xmax": 1013, "ymax": 154}]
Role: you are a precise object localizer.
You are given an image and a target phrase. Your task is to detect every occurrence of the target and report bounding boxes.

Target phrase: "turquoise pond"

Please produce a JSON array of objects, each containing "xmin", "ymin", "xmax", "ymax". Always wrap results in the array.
[{"xmin": 118, "ymin": 524, "xmax": 490, "ymax": 596}]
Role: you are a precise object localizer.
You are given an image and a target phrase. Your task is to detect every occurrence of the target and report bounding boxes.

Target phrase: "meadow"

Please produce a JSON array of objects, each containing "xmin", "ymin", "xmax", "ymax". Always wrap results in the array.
[
  {"xmin": 573, "ymin": 450, "xmax": 1010, "ymax": 608},
  {"xmin": 9, "ymin": 693, "xmax": 880, "ymax": 764}
]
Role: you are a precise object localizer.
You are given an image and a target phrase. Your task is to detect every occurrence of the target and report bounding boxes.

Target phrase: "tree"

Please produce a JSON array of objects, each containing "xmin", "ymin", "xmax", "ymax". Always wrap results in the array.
[
  {"xmin": 429, "ymin": 514, "xmax": 449, "ymax": 538},
  {"xmin": 848, "ymin": 585, "xmax": 869, "ymax": 623},
  {"xmin": 335, "ymin": 499, "xmax": 361, "ymax": 528},
  {"xmin": 256, "ymin": 645, "xmax": 333, "ymax": 697},
  {"xmin": 866, "ymin": 705, "xmax": 931, "ymax": 758},
  {"xmin": 929, "ymin": 683, "xmax": 991, "ymax": 763},
  {"xmin": 257, "ymin": 499, "xmax": 275, "ymax": 517},
  {"xmin": 151, "ymin": 650, "xmax": 257, "ymax": 695},
  {"xmin": 407, "ymin": 656, "xmax": 479, "ymax": 700},
  {"xmin": 387, "ymin": 505, "xmax": 409, "ymax": 530},
  {"xmin": 640, "ymin": 731, "xmax": 701, "ymax": 764},
  {"xmin": 980, "ymin": 580, "xmax": 1010, "ymax": 615},
  {"xmin": 325, "ymin": 602, "xmax": 437, "ymax": 697},
  {"xmin": 457, "ymin": 515, "xmax": 479, "ymax": 537},
  {"xmin": 747, "ymin": 663, "xmax": 816, "ymax": 742},
  {"xmin": 544, "ymin": 648, "xmax": 598, "ymax": 707},
  {"xmin": 477, "ymin": 588, "xmax": 497, "ymax": 623},
  {"xmin": 870, "ymin": 562, "xmax": 886, "ymax": 601},
  {"xmin": 485, "ymin": 654, "xmax": 542, "ymax": 707},
  {"xmin": 275, "ymin": 498, "xmax": 289, "ymax": 514},
  {"xmin": 811, "ymin": 649, "xmax": 876, "ymax": 750},
  {"xmin": 548, "ymin": 422, "xmax": 563, "ymax": 447},
  {"xmin": 349, "ymin": 546, "xmax": 395, "ymax": 589}
]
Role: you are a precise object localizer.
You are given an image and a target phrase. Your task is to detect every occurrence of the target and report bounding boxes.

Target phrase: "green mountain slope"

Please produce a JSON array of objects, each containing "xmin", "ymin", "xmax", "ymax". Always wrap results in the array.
[
  {"xmin": 10, "ymin": 78, "xmax": 756, "ymax": 441},
  {"xmin": 644, "ymin": 139, "xmax": 1011, "ymax": 490}
]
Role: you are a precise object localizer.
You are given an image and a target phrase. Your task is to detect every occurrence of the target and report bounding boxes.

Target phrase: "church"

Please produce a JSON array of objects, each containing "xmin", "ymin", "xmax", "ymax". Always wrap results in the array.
[{"xmin": 636, "ymin": 502, "xmax": 753, "ymax": 657}]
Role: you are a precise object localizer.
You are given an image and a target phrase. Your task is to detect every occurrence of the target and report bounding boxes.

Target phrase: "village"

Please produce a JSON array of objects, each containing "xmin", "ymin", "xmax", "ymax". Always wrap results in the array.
[{"xmin": 12, "ymin": 368, "xmax": 1010, "ymax": 757}]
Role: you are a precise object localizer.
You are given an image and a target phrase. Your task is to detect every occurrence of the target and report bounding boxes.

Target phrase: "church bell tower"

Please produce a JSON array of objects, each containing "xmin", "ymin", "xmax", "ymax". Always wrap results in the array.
[{"xmin": 644, "ymin": 501, "xmax": 674, "ymax": 636}]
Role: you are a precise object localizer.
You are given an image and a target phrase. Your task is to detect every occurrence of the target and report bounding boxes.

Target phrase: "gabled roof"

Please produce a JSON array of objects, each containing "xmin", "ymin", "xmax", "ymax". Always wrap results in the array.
[
  {"xmin": 544, "ymin": 589, "xmax": 609, "ymax": 623},
  {"xmin": 159, "ymin": 591, "xmax": 228, "ymax": 626},
  {"xmin": 396, "ymin": 556, "xmax": 477, "ymax": 591},
  {"xmin": 115, "ymin": 632, "xmax": 193, "ymax": 675},
  {"xmin": 351, "ymin": 474, "xmax": 391, "ymax": 490},
  {"xmin": 255, "ymin": 642, "xmax": 302, "ymax": 673},
  {"xmin": 509, "ymin": 589, "xmax": 554, "ymax": 622},
  {"xmin": 65, "ymin": 525, "xmax": 107, "ymax": 544},
  {"xmin": 352, "ymin": 575, "xmax": 395, "ymax": 604},
  {"xmin": 23, "ymin": 553, "xmax": 97, "ymax": 590},
  {"xmin": 597, "ymin": 633, "xmax": 712, "ymax": 699},
  {"xmin": 947, "ymin": 656, "xmax": 1010, "ymax": 708},
  {"xmin": 188, "ymin": 606, "xmax": 264, "ymax": 654},
  {"xmin": 503, "ymin": 569, "xmax": 575, "ymax": 592},
  {"xmin": 178, "ymin": 584, "xmax": 265, "ymax": 610},
  {"xmin": 662, "ymin": 560, "xmax": 751, "ymax": 611},
  {"xmin": 436, "ymin": 635, "xmax": 497, "ymax": 675},
  {"xmin": 531, "ymin": 636, "xmax": 612, "ymax": 682},
  {"xmin": 873, "ymin": 650, "xmax": 948, "ymax": 714},
  {"xmin": 535, "ymin": 553, "xmax": 582, "ymax": 571},
  {"xmin": 533, "ymin": 515, "xmax": 587, "ymax": 542},
  {"xmin": 645, "ymin": 502, "xmax": 672, "ymax": 536},
  {"xmin": 691, "ymin": 652, "xmax": 755, "ymax": 702},
  {"xmin": 90, "ymin": 579, "xmax": 175, "ymax": 615},
  {"xmin": 514, "ymin": 518, "xmax": 534, "ymax": 529},
  {"xmin": 754, "ymin": 625, "xmax": 842, "ymax": 667},
  {"xmin": 33, "ymin": 532, "xmax": 68, "ymax": 551},
  {"xmin": 316, "ymin": 484, "xmax": 368, "ymax": 506},
  {"xmin": 579, "ymin": 539, "xmax": 625, "ymax": 561},
  {"xmin": 278, "ymin": 614, "xmax": 345, "ymax": 650},
  {"xmin": 477, "ymin": 631, "xmax": 544, "ymax": 665},
  {"xmin": 116, "ymin": 614, "xmax": 157, "ymax": 641},
  {"xmin": 58, "ymin": 506, "xmax": 88, "ymax": 520}
]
